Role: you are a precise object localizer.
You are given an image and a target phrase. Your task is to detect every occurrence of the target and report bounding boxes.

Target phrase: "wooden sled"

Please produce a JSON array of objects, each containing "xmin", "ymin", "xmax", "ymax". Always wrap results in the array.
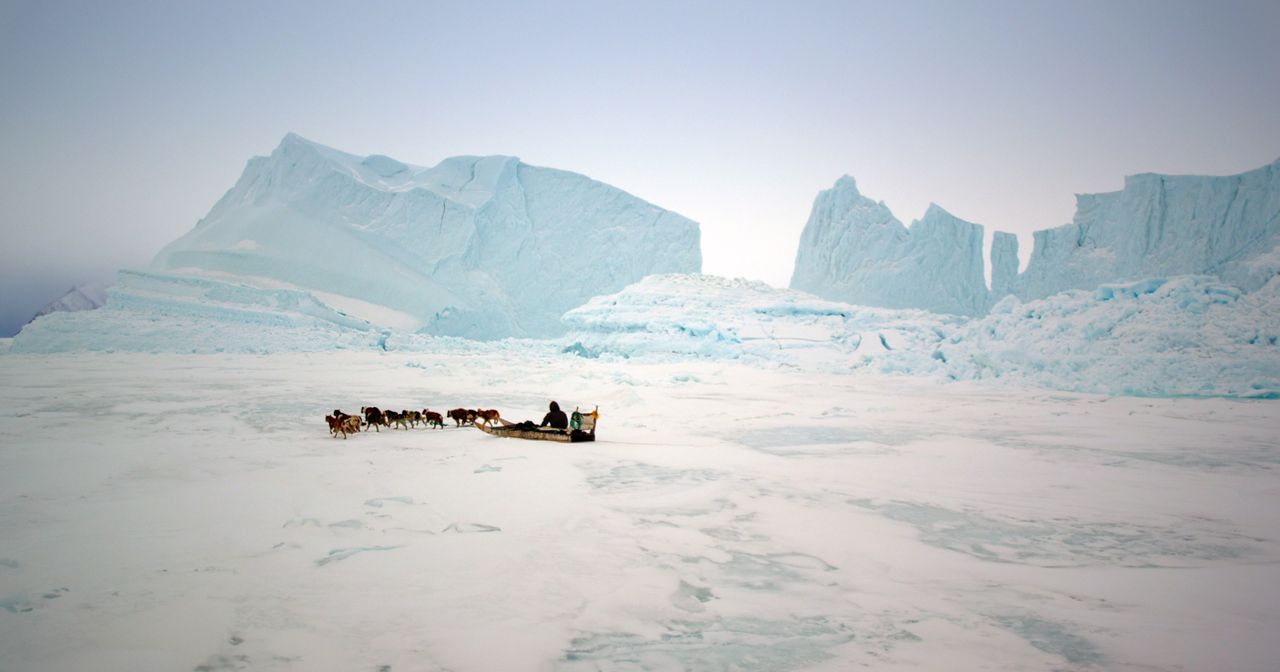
[{"xmin": 475, "ymin": 409, "xmax": 598, "ymax": 443}]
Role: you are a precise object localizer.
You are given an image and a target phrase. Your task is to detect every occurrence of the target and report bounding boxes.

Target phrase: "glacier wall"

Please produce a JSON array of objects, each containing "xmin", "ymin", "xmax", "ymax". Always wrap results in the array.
[
  {"xmin": 790, "ymin": 177, "xmax": 988, "ymax": 316},
  {"xmin": 1001, "ymin": 158, "xmax": 1280, "ymax": 301},
  {"xmin": 792, "ymin": 159, "xmax": 1280, "ymax": 315},
  {"xmin": 149, "ymin": 133, "xmax": 701, "ymax": 339}
]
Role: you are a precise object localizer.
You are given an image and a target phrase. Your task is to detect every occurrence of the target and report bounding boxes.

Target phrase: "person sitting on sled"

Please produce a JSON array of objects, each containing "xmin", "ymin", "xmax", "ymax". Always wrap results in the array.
[
  {"xmin": 541, "ymin": 400, "xmax": 568, "ymax": 430},
  {"xmin": 507, "ymin": 401, "xmax": 569, "ymax": 431}
]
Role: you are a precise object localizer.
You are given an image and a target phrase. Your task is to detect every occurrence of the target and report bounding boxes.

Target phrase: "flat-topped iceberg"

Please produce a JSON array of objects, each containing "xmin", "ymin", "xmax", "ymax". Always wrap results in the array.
[
  {"xmin": 133, "ymin": 134, "xmax": 700, "ymax": 340},
  {"xmin": 1000, "ymin": 159, "xmax": 1280, "ymax": 301},
  {"xmin": 792, "ymin": 159, "xmax": 1280, "ymax": 315}
]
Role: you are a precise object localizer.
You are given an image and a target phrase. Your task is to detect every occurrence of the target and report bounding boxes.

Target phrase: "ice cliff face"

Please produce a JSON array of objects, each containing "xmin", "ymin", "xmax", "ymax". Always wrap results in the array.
[
  {"xmin": 998, "ymin": 159, "xmax": 1280, "ymax": 300},
  {"xmin": 792, "ymin": 159, "xmax": 1280, "ymax": 314},
  {"xmin": 990, "ymin": 232, "xmax": 1019, "ymax": 299},
  {"xmin": 789, "ymin": 177, "xmax": 988, "ymax": 316},
  {"xmin": 149, "ymin": 133, "xmax": 701, "ymax": 339}
]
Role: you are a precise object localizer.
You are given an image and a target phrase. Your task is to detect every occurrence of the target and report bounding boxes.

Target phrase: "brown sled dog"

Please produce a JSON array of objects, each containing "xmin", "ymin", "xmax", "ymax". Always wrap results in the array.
[{"xmin": 447, "ymin": 408, "xmax": 473, "ymax": 427}]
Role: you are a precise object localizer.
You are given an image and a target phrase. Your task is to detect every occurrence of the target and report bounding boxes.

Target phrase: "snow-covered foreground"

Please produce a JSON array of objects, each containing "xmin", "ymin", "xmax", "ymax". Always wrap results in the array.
[{"xmin": 1, "ymin": 351, "xmax": 1278, "ymax": 671}]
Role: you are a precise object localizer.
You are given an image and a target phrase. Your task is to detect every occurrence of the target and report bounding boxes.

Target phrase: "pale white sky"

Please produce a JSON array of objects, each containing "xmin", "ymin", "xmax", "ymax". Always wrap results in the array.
[{"xmin": 2, "ymin": 0, "xmax": 1278, "ymax": 335}]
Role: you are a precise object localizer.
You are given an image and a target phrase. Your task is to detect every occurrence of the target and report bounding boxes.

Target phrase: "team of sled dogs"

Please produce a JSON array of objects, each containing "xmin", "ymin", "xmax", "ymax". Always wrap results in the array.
[{"xmin": 323, "ymin": 406, "xmax": 501, "ymax": 439}]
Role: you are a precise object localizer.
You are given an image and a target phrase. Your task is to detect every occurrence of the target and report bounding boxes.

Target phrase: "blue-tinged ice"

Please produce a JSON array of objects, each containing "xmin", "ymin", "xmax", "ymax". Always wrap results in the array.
[
  {"xmin": 562, "ymin": 273, "xmax": 961, "ymax": 368},
  {"xmin": 790, "ymin": 177, "xmax": 989, "ymax": 316},
  {"xmin": 990, "ymin": 231, "xmax": 1019, "ymax": 299},
  {"xmin": 28, "ymin": 133, "xmax": 700, "ymax": 347},
  {"xmin": 1003, "ymin": 159, "xmax": 1280, "ymax": 301},
  {"xmin": 563, "ymin": 272, "xmax": 1280, "ymax": 398},
  {"xmin": 793, "ymin": 159, "xmax": 1280, "ymax": 314}
]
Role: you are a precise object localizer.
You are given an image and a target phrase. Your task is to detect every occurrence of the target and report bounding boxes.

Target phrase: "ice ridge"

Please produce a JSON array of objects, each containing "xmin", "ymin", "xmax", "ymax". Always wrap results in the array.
[{"xmin": 562, "ymin": 273, "xmax": 1280, "ymax": 398}]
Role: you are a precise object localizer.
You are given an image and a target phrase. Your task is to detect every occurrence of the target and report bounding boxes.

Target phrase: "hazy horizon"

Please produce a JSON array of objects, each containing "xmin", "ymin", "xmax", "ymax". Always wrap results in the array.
[{"xmin": 3, "ymin": 0, "xmax": 1278, "ymax": 336}]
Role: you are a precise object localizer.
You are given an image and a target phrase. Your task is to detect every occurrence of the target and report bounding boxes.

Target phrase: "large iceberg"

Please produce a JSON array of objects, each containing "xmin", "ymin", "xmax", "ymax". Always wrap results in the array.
[
  {"xmin": 793, "ymin": 160, "xmax": 1280, "ymax": 314},
  {"xmin": 134, "ymin": 134, "xmax": 699, "ymax": 340},
  {"xmin": 790, "ymin": 177, "xmax": 988, "ymax": 316},
  {"xmin": 11, "ymin": 143, "xmax": 1278, "ymax": 399},
  {"xmin": 999, "ymin": 159, "xmax": 1280, "ymax": 300}
]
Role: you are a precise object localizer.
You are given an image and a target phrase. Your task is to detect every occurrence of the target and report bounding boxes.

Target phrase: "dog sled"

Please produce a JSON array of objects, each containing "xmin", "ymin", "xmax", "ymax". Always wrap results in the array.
[{"xmin": 474, "ymin": 407, "xmax": 599, "ymax": 443}]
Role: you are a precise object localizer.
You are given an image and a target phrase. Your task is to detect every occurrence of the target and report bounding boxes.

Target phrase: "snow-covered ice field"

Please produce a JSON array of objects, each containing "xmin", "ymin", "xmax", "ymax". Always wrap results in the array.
[{"xmin": 2, "ymin": 350, "xmax": 1278, "ymax": 671}]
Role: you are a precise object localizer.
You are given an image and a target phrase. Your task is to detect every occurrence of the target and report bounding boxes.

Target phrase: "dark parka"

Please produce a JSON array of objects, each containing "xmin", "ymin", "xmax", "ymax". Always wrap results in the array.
[{"xmin": 541, "ymin": 401, "xmax": 568, "ymax": 429}]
